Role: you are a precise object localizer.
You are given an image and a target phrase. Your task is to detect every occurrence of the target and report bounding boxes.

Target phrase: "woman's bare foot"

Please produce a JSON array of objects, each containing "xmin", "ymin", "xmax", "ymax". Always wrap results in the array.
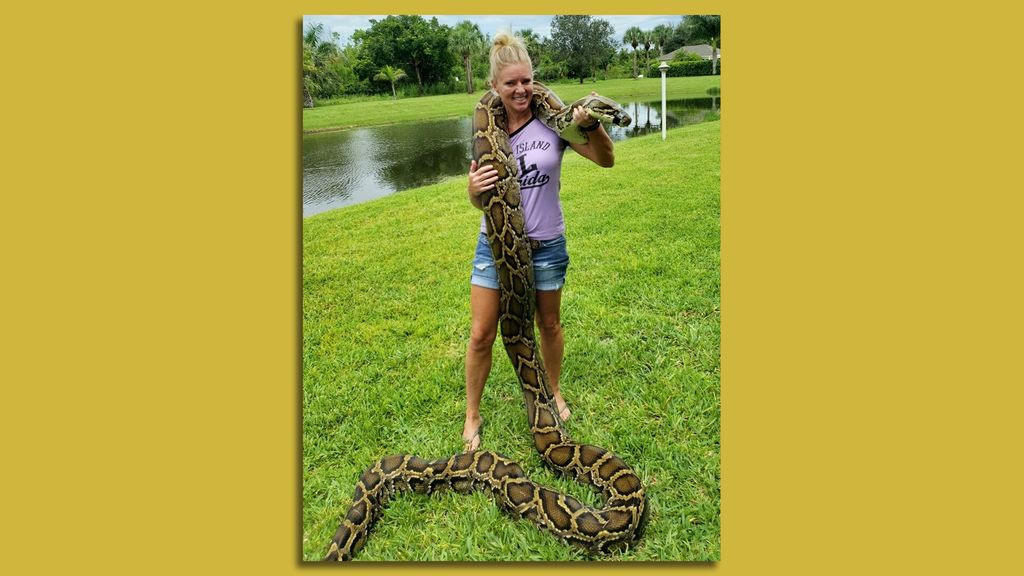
[
  {"xmin": 553, "ymin": 393, "xmax": 571, "ymax": 422},
  {"xmin": 558, "ymin": 404, "xmax": 571, "ymax": 421},
  {"xmin": 462, "ymin": 415, "xmax": 484, "ymax": 451}
]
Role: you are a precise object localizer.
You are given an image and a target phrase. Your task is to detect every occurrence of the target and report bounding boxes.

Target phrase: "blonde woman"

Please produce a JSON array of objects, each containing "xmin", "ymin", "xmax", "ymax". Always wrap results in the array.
[{"xmin": 462, "ymin": 32, "xmax": 616, "ymax": 450}]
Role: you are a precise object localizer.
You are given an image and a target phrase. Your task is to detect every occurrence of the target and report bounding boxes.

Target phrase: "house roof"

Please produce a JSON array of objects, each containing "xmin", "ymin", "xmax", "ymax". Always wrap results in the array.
[{"xmin": 661, "ymin": 44, "xmax": 720, "ymax": 61}]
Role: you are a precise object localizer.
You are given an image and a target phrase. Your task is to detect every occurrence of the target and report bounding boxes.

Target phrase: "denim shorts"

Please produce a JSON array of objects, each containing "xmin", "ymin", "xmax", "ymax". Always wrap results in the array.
[{"xmin": 470, "ymin": 233, "xmax": 570, "ymax": 291}]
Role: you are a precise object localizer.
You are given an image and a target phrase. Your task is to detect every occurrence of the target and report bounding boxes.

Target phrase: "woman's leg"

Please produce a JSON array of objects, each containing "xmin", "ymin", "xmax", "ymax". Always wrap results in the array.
[
  {"xmin": 535, "ymin": 288, "xmax": 569, "ymax": 420},
  {"xmin": 464, "ymin": 285, "xmax": 499, "ymax": 449}
]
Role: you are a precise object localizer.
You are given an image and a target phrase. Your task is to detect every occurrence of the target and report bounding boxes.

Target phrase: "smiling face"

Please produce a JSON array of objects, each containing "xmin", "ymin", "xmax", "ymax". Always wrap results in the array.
[{"xmin": 492, "ymin": 63, "xmax": 533, "ymax": 116}]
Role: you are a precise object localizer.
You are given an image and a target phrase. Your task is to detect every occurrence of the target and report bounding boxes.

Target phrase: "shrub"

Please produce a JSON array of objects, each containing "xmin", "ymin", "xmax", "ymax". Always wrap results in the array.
[
  {"xmin": 397, "ymin": 79, "xmax": 464, "ymax": 98},
  {"xmin": 535, "ymin": 61, "xmax": 568, "ymax": 82},
  {"xmin": 663, "ymin": 59, "xmax": 721, "ymax": 77},
  {"xmin": 672, "ymin": 50, "xmax": 705, "ymax": 62}
]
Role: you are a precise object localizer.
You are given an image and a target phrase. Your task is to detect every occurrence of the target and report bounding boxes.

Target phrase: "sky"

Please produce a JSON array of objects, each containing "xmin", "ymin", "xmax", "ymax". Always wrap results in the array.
[{"xmin": 302, "ymin": 15, "xmax": 685, "ymax": 49}]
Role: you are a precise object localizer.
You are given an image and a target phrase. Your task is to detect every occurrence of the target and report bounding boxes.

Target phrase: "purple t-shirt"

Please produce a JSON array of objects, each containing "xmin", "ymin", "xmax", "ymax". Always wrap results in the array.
[{"xmin": 480, "ymin": 116, "xmax": 568, "ymax": 241}]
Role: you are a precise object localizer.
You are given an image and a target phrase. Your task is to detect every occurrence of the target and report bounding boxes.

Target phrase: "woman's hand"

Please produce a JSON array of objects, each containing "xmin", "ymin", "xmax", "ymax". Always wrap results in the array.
[
  {"xmin": 567, "ymin": 92, "xmax": 615, "ymax": 168},
  {"xmin": 572, "ymin": 105, "xmax": 599, "ymax": 129},
  {"xmin": 572, "ymin": 91, "xmax": 602, "ymax": 129},
  {"xmin": 467, "ymin": 160, "xmax": 499, "ymax": 210}
]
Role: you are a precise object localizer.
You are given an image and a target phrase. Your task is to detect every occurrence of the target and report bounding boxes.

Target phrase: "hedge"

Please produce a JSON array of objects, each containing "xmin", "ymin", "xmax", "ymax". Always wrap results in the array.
[{"xmin": 662, "ymin": 59, "xmax": 721, "ymax": 77}]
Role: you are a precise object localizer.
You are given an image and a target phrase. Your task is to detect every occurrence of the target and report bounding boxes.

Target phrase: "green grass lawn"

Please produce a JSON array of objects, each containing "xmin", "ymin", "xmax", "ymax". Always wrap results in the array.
[
  {"xmin": 302, "ymin": 121, "xmax": 720, "ymax": 561},
  {"xmin": 303, "ymin": 75, "xmax": 721, "ymax": 132}
]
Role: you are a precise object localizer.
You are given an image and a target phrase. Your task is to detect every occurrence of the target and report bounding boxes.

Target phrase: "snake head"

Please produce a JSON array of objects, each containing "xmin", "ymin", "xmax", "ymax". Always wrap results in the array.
[
  {"xmin": 558, "ymin": 96, "xmax": 633, "ymax": 144},
  {"xmin": 584, "ymin": 107, "xmax": 629, "ymax": 128},
  {"xmin": 582, "ymin": 97, "xmax": 632, "ymax": 129},
  {"xmin": 588, "ymin": 97, "xmax": 631, "ymax": 127}
]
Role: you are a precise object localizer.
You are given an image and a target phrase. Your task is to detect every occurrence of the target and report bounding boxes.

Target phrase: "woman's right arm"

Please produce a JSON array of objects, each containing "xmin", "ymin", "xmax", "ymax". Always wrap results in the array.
[{"xmin": 467, "ymin": 160, "xmax": 499, "ymax": 210}]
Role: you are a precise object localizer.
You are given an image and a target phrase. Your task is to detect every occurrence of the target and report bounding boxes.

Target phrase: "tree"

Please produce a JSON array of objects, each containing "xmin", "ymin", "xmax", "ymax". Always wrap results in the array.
[
  {"xmin": 642, "ymin": 31, "xmax": 653, "ymax": 77},
  {"xmin": 352, "ymin": 16, "xmax": 455, "ymax": 93},
  {"xmin": 517, "ymin": 28, "xmax": 544, "ymax": 69},
  {"xmin": 302, "ymin": 43, "xmax": 315, "ymax": 108},
  {"xmin": 334, "ymin": 45, "xmax": 368, "ymax": 95},
  {"xmin": 652, "ymin": 24, "xmax": 673, "ymax": 58},
  {"xmin": 685, "ymin": 15, "xmax": 721, "ymax": 74},
  {"xmin": 548, "ymin": 16, "xmax": 616, "ymax": 84},
  {"xmin": 664, "ymin": 18, "xmax": 692, "ymax": 54},
  {"xmin": 374, "ymin": 65, "xmax": 407, "ymax": 100},
  {"xmin": 623, "ymin": 26, "xmax": 643, "ymax": 79},
  {"xmin": 302, "ymin": 22, "xmax": 342, "ymax": 108},
  {"xmin": 449, "ymin": 21, "xmax": 485, "ymax": 94}
]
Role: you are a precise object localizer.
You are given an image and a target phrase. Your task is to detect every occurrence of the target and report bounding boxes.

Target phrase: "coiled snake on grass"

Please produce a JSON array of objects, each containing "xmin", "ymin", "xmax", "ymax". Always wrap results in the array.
[{"xmin": 324, "ymin": 82, "xmax": 643, "ymax": 560}]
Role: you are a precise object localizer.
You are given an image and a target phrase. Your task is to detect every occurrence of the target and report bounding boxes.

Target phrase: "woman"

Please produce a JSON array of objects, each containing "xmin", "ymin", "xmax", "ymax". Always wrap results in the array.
[{"xmin": 462, "ymin": 32, "xmax": 616, "ymax": 451}]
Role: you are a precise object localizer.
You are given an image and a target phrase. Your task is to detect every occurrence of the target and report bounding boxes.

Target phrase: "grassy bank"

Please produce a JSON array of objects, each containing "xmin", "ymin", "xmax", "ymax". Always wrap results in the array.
[
  {"xmin": 303, "ymin": 121, "xmax": 720, "ymax": 561},
  {"xmin": 302, "ymin": 75, "xmax": 721, "ymax": 132}
]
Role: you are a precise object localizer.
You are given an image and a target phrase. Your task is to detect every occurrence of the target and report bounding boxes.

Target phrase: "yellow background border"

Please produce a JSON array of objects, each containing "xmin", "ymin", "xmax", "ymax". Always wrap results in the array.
[{"xmin": 4, "ymin": 1, "xmax": 1022, "ymax": 574}]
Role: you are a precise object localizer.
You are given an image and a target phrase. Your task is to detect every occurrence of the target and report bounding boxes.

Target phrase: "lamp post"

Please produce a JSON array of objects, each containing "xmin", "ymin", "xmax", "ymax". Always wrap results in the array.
[{"xmin": 658, "ymin": 61, "xmax": 669, "ymax": 140}]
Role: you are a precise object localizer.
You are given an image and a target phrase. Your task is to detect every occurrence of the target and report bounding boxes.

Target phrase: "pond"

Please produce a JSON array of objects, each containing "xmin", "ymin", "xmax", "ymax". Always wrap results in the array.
[{"xmin": 302, "ymin": 96, "xmax": 720, "ymax": 217}]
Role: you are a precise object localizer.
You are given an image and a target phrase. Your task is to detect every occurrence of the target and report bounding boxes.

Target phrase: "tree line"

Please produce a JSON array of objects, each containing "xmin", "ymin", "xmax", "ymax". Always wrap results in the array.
[{"xmin": 303, "ymin": 15, "xmax": 721, "ymax": 108}]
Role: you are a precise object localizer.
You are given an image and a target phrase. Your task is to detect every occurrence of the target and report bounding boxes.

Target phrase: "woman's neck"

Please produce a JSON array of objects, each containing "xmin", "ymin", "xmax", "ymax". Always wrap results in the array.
[{"xmin": 507, "ymin": 108, "xmax": 533, "ymax": 133}]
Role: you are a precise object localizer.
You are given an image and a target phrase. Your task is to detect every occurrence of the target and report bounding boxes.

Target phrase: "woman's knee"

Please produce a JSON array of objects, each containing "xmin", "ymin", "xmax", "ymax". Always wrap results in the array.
[
  {"xmin": 468, "ymin": 324, "xmax": 497, "ymax": 352},
  {"xmin": 536, "ymin": 315, "xmax": 563, "ymax": 339}
]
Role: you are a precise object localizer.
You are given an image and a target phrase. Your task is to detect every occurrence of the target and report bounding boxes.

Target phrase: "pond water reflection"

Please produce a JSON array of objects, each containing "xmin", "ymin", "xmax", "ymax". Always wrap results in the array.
[{"xmin": 302, "ymin": 96, "xmax": 720, "ymax": 217}]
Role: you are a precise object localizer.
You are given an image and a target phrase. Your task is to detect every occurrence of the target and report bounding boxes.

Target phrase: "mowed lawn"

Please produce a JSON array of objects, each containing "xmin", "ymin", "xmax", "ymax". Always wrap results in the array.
[
  {"xmin": 303, "ymin": 75, "xmax": 721, "ymax": 132},
  {"xmin": 302, "ymin": 120, "xmax": 720, "ymax": 561}
]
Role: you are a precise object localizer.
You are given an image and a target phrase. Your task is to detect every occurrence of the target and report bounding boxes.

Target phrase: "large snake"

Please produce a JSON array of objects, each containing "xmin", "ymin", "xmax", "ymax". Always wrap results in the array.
[{"xmin": 324, "ymin": 82, "xmax": 642, "ymax": 561}]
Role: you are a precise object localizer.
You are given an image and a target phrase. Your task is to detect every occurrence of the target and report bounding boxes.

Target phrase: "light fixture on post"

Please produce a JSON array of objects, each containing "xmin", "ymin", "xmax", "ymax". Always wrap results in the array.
[{"xmin": 658, "ymin": 61, "xmax": 670, "ymax": 140}]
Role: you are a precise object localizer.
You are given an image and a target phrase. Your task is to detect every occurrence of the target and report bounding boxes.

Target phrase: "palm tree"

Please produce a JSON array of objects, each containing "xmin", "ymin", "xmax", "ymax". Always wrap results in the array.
[
  {"xmin": 449, "ymin": 21, "xmax": 485, "ymax": 94},
  {"xmin": 302, "ymin": 44, "xmax": 315, "ymax": 108},
  {"xmin": 517, "ymin": 29, "xmax": 544, "ymax": 69},
  {"xmin": 652, "ymin": 24, "xmax": 673, "ymax": 58},
  {"xmin": 687, "ymin": 15, "xmax": 721, "ymax": 74},
  {"xmin": 623, "ymin": 27, "xmax": 643, "ymax": 79},
  {"xmin": 642, "ymin": 31, "xmax": 653, "ymax": 77},
  {"xmin": 302, "ymin": 23, "xmax": 341, "ymax": 108},
  {"xmin": 374, "ymin": 65, "xmax": 408, "ymax": 100}
]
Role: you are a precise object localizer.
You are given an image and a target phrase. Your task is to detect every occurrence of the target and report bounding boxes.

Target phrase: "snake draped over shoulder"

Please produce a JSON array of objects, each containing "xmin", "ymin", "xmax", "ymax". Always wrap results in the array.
[{"xmin": 324, "ymin": 82, "xmax": 643, "ymax": 561}]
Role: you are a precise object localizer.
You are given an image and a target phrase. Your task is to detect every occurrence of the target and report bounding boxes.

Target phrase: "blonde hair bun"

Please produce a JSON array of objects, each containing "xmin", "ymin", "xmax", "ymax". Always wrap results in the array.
[{"xmin": 489, "ymin": 31, "xmax": 532, "ymax": 86}]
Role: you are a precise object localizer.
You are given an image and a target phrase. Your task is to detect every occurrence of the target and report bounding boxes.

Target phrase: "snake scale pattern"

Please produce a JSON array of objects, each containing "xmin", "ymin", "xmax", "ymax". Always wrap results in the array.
[{"xmin": 324, "ymin": 82, "xmax": 643, "ymax": 561}]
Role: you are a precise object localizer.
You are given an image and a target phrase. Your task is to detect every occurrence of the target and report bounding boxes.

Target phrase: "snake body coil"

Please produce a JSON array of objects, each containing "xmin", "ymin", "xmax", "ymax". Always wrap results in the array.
[{"xmin": 324, "ymin": 82, "xmax": 642, "ymax": 561}]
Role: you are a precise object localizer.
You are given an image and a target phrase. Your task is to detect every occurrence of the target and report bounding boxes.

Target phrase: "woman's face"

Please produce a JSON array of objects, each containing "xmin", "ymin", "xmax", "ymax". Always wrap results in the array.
[{"xmin": 493, "ymin": 63, "xmax": 533, "ymax": 116}]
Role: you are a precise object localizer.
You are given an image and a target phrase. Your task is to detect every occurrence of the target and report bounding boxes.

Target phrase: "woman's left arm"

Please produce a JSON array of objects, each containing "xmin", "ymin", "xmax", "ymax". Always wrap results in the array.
[{"xmin": 567, "ymin": 99, "xmax": 615, "ymax": 168}]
